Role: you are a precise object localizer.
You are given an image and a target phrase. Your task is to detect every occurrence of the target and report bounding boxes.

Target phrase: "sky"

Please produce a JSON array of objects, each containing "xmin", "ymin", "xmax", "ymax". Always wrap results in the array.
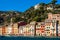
[{"xmin": 0, "ymin": 0, "xmax": 60, "ymax": 12}]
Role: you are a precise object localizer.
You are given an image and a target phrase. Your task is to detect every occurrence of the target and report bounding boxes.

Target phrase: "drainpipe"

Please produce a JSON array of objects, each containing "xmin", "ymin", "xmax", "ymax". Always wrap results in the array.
[
  {"xmin": 56, "ymin": 21, "xmax": 59, "ymax": 36},
  {"xmin": 34, "ymin": 22, "xmax": 37, "ymax": 36},
  {"xmin": 52, "ymin": 20, "xmax": 55, "ymax": 36}
]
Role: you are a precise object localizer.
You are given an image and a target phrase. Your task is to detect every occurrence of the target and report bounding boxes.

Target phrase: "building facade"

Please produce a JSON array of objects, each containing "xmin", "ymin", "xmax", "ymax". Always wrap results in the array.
[
  {"xmin": 5, "ymin": 25, "xmax": 12, "ymax": 36},
  {"xmin": 36, "ymin": 22, "xmax": 45, "ymax": 36},
  {"xmin": 45, "ymin": 19, "xmax": 56, "ymax": 36},
  {"xmin": 12, "ymin": 23, "xmax": 18, "ymax": 35},
  {"xmin": 0, "ymin": 27, "xmax": 2, "ymax": 35},
  {"xmin": 48, "ymin": 13, "xmax": 60, "ymax": 36},
  {"xmin": 2, "ymin": 26, "xmax": 6, "ymax": 36}
]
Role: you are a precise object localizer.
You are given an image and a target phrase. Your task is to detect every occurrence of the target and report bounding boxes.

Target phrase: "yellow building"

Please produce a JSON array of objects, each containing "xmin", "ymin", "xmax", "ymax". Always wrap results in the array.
[
  {"xmin": 23, "ymin": 24, "xmax": 34, "ymax": 36},
  {"xmin": 12, "ymin": 23, "xmax": 18, "ymax": 35},
  {"xmin": 45, "ymin": 19, "xmax": 56, "ymax": 36},
  {"xmin": 23, "ymin": 26, "xmax": 29, "ymax": 36},
  {"xmin": 45, "ymin": 19, "xmax": 52, "ymax": 36}
]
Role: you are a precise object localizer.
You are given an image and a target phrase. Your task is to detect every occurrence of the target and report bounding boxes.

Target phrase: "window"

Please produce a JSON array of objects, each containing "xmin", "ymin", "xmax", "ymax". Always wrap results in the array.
[
  {"xmin": 41, "ymin": 26, "xmax": 44, "ymax": 27},
  {"xmin": 47, "ymin": 32, "xmax": 50, "ymax": 33},
  {"xmin": 57, "ymin": 16, "xmax": 59, "ymax": 17},
  {"xmin": 36, "ymin": 25, "xmax": 40, "ymax": 27},
  {"xmin": 49, "ymin": 32, "xmax": 50, "ymax": 33},
  {"xmin": 53, "ymin": 18, "xmax": 56, "ymax": 19},
  {"xmin": 41, "ymin": 26, "xmax": 42, "ymax": 27},
  {"xmin": 47, "ymin": 27, "xmax": 50, "ymax": 28},
  {"xmin": 47, "ymin": 32, "xmax": 48, "ymax": 33}
]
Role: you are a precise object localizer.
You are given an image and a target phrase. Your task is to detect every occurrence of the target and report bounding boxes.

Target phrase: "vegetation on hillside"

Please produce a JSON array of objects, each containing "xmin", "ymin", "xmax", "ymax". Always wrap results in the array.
[
  {"xmin": 23, "ymin": 0, "xmax": 60, "ymax": 23},
  {"xmin": 0, "ymin": 0, "xmax": 60, "ymax": 25}
]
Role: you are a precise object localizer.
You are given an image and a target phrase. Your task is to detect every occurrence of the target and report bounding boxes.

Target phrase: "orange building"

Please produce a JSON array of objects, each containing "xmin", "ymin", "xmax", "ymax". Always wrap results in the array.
[
  {"xmin": 12, "ymin": 23, "xmax": 19, "ymax": 36},
  {"xmin": 0, "ymin": 27, "xmax": 2, "ymax": 35},
  {"xmin": 36, "ymin": 22, "xmax": 45, "ymax": 36},
  {"xmin": 5, "ymin": 25, "xmax": 12, "ymax": 36},
  {"xmin": 2, "ymin": 26, "xmax": 6, "ymax": 36}
]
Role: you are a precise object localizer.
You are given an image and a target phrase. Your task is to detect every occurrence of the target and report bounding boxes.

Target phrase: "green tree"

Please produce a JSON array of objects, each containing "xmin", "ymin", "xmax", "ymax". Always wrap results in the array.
[
  {"xmin": 32, "ymin": 16, "xmax": 38, "ymax": 21},
  {"xmin": 51, "ymin": 0, "xmax": 57, "ymax": 4},
  {"xmin": 51, "ymin": 0, "xmax": 57, "ymax": 9}
]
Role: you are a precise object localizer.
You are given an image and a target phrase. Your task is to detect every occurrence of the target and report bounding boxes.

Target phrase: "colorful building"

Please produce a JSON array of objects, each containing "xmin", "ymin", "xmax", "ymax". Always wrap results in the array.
[
  {"xmin": 48, "ymin": 13, "xmax": 60, "ymax": 36},
  {"xmin": 45, "ymin": 19, "xmax": 56, "ymax": 36},
  {"xmin": 45, "ymin": 19, "xmax": 52, "ymax": 36},
  {"xmin": 19, "ymin": 25, "xmax": 26, "ymax": 36},
  {"xmin": 24, "ymin": 24, "xmax": 35, "ymax": 36},
  {"xmin": 2, "ymin": 26, "xmax": 6, "ymax": 36},
  {"xmin": 19, "ymin": 21, "xmax": 35, "ymax": 36},
  {"xmin": 5, "ymin": 25, "xmax": 12, "ymax": 36},
  {"xmin": 36, "ymin": 22, "xmax": 45, "ymax": 36},
  {"xmin": 48, "ymin": 13, "xmax": 60, "ymax": 20},
  {"xmin": 18, "ymin": 21, "xmax": 27, "ymax": 36},
  {"xmin": 30, "ymin": 21, "xmax": 36, "ymax": 36},
  {"xmin": 36, "ymin": 22, "xmax": 41, "ymax": 36},
  {"xmin": 0, "ymin": 27, "xmax": 2, "ymax": 36},
  {"xmin": 12, "ymin": 23, "xmax": 18, "ymax": 35}
]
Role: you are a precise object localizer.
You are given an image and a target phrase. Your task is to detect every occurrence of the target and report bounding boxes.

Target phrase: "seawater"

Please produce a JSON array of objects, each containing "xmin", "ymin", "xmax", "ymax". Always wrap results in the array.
[{"xmin": 0, "ymin": 36, "xmax": 60, "ymax": 40}]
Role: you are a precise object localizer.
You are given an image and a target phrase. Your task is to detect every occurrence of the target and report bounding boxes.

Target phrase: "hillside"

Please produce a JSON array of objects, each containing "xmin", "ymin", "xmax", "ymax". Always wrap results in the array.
[
  {"xmin": 0, "ymin": 11, "xmax": 24, "ymax": 25},
  {"xmin": 0, "ymin": 0, "xmax": 60, "ymax": 25},
  {"xmin": 23, "ymin": 3, "xmax": 60, "ymax": 23}
]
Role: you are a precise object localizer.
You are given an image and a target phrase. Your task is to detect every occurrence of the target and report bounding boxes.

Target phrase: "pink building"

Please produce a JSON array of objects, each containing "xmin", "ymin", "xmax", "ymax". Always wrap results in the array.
[
  {"xmin": 48, "ymin": 13, "xmax": 60, "ymax": 36},
  {"xmin": 45, "ymin": 19, "xmax": 56, "ymax": 36},
  {"xmin": 48, "ymin": 13, "xmax": 60, "ymax": 20}
]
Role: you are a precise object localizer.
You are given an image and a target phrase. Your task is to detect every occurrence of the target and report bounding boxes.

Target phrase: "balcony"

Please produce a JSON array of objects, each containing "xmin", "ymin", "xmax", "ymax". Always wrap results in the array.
[
  {"xmin": 51, "ymin": 27, "xmax": 55, "ymax": 30},
  {"xmin": 45, "ymin": 29, "xmax": 50, "ymax": 31}
]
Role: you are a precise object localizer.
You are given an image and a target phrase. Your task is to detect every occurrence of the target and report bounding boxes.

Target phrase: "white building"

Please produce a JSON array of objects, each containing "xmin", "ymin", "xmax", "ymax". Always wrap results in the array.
[
  {"xmin": 47, "ymin": 5, "xmax": 53, "ymax": 10},
  {"xmin": 19, "ymin": 25, "xmax": 25, "ymax": 36},
  {"xmin": 19, "ymin": 24, "xmax": 35, "ymax": 36},
  {"xmin": 5, "ymin": 25, "xmax": 12, "ymax": 35},
  {"xmin": 45, "ymin": 19, "xmax": 56, "ymax": 36},
  {"xmin": 47, "ymin": 7, "xmax": 53, "ymax": 10},
  {"xmin": 34, "ymin": 4, "xmax": 40, "ymax": 10}
]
